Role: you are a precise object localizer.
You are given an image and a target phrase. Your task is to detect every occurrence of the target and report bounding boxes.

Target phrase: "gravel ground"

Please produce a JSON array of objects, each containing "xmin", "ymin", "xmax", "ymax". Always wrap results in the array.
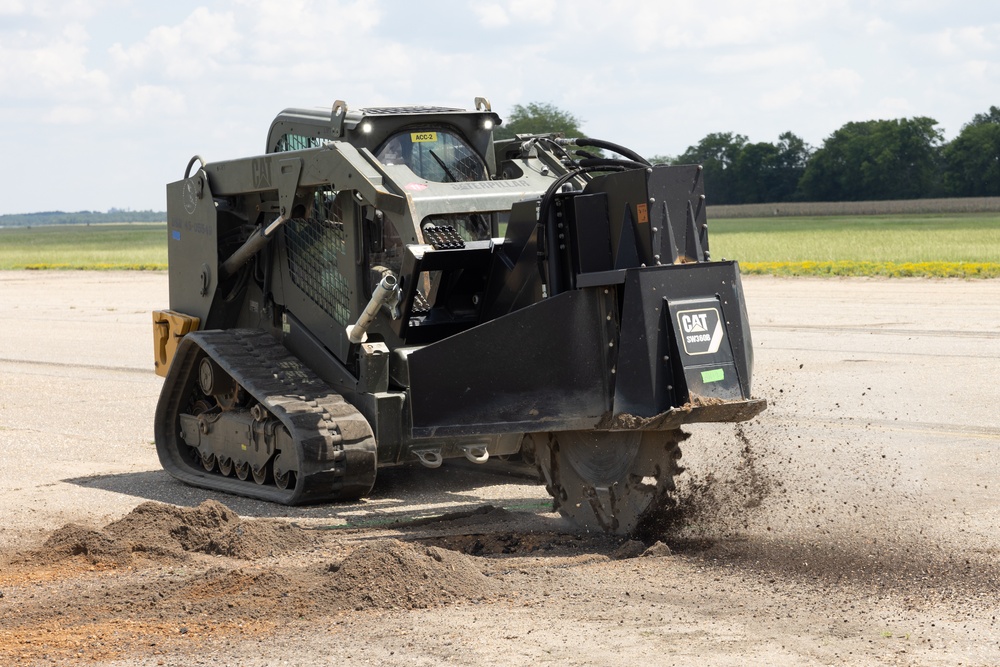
[{"xmin": 1, "ymin": 271, "xmax": 999, "ymax": 666}]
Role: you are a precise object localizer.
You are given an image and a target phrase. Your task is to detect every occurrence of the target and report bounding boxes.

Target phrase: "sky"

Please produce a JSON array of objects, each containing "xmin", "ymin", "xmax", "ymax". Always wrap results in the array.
[{"xmin": 1, "ymin": 0, "xmax": 998, "ymax": 215}]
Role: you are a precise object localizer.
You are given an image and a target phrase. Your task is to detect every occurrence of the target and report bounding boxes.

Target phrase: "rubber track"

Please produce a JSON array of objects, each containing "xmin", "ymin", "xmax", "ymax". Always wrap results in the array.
[{"xmin": 154, "ymin": 329, "xmax": 377, "ymax": 505}]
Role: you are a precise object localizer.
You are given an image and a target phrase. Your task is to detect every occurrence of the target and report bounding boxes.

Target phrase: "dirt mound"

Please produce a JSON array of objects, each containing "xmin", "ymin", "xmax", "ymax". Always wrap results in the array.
[
  {"xmin": 201, "ymin": 520, "xmax": 315, "ymax": 559},
  {"xmin": 104, "ymin": 499, "xmax": 239, "ymax": 547},
  {"xmin": 174, "ymin": 566, "xmax": 302, "ymax": 616},
  {"xmin": 612, "ymin": 539, "xmax": 647, "ymax": 559},
  {"xmin": 322, "ymin": 538, "xmax": 501, "ymax": 610},
  {"xmin": 42, "ymin": 523, "xmax": 133, "ymax": 565},
  {"xmin": 34, "ymin": 500, "xmax": 314, "ymax": 565}
]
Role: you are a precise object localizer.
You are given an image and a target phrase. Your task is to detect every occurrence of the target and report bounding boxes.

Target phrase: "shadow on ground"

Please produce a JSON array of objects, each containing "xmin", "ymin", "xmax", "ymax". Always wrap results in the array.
[{"xmin": 63, "ymin": 461, "xmax": 552, "ymax": 524}]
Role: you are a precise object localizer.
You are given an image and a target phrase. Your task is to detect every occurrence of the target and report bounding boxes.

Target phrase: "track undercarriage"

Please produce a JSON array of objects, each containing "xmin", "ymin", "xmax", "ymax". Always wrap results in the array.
[
  {"xmin": 157, "ymin": 328, "xmax": 756, "ymax": 534},
  {"xmin": 155, "ymin": 330, "xmax": 377, "ymax": 505}
]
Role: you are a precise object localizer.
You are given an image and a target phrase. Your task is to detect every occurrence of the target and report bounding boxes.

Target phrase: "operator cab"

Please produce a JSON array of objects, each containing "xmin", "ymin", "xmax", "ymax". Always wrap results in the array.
[
  {"xmin": 266, "ymin": 98, "xmax": 500, "ymax": 181},
  {"xmin": 266, "ymin": 100, "xmax": 505, "ymax": 338}
]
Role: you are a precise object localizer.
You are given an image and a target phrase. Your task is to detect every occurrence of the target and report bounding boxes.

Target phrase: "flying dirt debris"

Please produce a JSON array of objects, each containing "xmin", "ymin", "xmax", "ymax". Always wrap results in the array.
[{"xmin": 151, "ymin": 98, "xmax": 766, "ymax": 535}]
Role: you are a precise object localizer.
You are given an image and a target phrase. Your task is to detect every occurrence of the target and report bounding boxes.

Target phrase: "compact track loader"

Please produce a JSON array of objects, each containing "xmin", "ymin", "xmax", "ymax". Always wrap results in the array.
[{"xmin": 153, "ymin": 98, "xmax": 766, "ymax": 534}]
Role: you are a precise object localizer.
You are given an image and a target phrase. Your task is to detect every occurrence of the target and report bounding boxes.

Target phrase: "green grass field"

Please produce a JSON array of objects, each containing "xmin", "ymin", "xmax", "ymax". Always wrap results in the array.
[
  {"xmin": 710, "ymin": 213, "xmax": 1000, "ymax": 277},
  {"xmin": 2, "ymin": 214, "xmax": 998, "ymax": 277},
  {"xmin": 0, "ymin": 223, "xmax": 167, "ymax": 270}
]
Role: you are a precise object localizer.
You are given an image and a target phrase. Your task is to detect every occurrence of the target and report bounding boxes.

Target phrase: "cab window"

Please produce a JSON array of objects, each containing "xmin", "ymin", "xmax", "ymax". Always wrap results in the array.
[
  {"xmin": 274, "ymin": 133, "xmax": 332, "ymax": 153},
  {"xmin": 375, "ymin": 129, "xmax": 487, "ymax": 182}
]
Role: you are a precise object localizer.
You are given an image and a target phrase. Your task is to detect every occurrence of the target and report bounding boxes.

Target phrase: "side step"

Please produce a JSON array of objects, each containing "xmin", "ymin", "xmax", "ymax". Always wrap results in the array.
[{"xmin": 154, "ymin": 329, "xmax": 377, "ymax": 505}]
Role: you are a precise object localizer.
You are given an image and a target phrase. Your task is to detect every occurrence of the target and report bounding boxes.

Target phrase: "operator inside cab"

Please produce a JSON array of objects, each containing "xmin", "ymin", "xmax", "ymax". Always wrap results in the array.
[{"xmin": 375, "ymin": 129, "xmax": 488, "ymax": 183}]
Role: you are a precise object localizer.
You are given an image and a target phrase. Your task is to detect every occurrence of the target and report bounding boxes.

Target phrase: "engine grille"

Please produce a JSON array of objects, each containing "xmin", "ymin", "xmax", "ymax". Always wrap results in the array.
[
  {"xmin": 360, "ymin": 106, "xmax": 463, "ymax": 115},
  {"xmin": 284, "ymin": 218, "xmax": 352, "ymax": 326},
  {"xmin": 422, "ymin": 213, "xmax": 493, "ymax": 242}
]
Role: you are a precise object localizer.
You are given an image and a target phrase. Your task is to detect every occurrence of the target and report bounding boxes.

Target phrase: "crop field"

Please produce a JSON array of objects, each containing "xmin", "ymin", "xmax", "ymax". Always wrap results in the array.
[
  {"xmin": 0, "ymin": 223, "xmax": 167, "ymax": 270},
  {"xmin": 707, "ymin": 196, "xmax": 1000, "ymax": 219},
  {"xmin": 1, "ymin": 214, "xmax": 998, "ymax": 277},
  {"xmin": 709, "ymin": 213, "xmax": 1000, "ymax": 278}
]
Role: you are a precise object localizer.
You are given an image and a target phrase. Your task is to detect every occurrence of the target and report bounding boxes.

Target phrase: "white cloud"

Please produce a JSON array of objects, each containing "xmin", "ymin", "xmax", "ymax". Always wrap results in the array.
[
  {"xmin": 0, "ymin": 0, "xmax": 26, "ymax": 14},
  {"xmin": 864, "ymin": 17, "xmax": 893, "ymax": 36},
  {"xmin": 705, "ymin": 44, "xmax": 822, "ymax": 75},
  {"xmin": 473, "ymin": 3, "xmax": 510, "ymax": 28},
  {"xmin": 815, "ymin": 67, "xmax": 864, "ymax": 99},
  {"xmin": 470, "ymin": 0, "xmax": 557, "ymax": 26},
  {"xmin": 503, "ymin": 0, "xmax": 556, "ymax": 23},
  {"xmin": 599, "ymin": 0, "xmax": 855, "ymax": 52},
  {"xmin": 109, "ymin": 7, "xmax": 240, "ymax": 77},
  {"xmin": 758, "ymin": 84, "xmax": 803, "ymax": 111},
  {"xmin": 961, "ymin": 59, "xmax": 993, "ymax": 81},
  {"xmin": 0, "ymin": 23, "xmax": 110, "ymax": 99},
  {"xmin": 236, "ymin": 0, "xmax": 382, "ymax": 62},
  {"xmin": 872, "ymin": 96, "xmax": 913, "ymax": 119},
  {"xmin": 925, "ymin": 26, "xmax": 997, "ymax": 58},
  {"xmin": 42, "ymin": 105, "xmax": 97, "ymax": 124},
  {"xmin": 129, "ymin": 84, "xmax": 186, "ymax": 116},
  {"xmin": 0, "ymin": 0, "xmax": 108, "ymax": 19}
]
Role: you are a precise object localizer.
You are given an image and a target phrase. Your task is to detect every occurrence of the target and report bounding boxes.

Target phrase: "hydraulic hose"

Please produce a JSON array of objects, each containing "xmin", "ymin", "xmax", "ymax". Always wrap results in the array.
[
  {"xmin": 575, "ymin": 137, "xmax": 651, "ymax": 166},
  {"xmin": 577, "ymin": 156, "xmax": 650, "ymax": 170}
]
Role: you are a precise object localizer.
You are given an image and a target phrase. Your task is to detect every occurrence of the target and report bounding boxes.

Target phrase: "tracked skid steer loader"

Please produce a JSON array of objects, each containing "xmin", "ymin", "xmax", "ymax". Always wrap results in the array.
[{"xmin": 152, "ymin": 98, "xmax": 766, "ymax": 534}]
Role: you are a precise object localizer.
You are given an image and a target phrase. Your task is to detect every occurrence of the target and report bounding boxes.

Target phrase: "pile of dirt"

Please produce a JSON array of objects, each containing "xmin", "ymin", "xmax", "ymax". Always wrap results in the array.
[
  {"xmin": 40, "ymin": 524, "xmax": 133, "ymax": 564},
  {"xmin": 1, "ymin": 514, "xmax": 506, "ymax": 664},
  {"xmin": 201, "ymin": 519, "xmax": 314, "ymax": 559},
  {"xmin": 34, "ymin": 500, "xmax": 315, "ymax": 565},
  {"xmin": 320, "ymin": 538, "xmax": 501, "ymax": 610}
]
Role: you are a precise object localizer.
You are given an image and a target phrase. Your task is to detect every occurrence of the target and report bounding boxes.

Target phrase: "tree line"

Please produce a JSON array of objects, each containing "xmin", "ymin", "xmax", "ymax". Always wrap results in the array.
[
  {"xmin": 499, "ymin": 102, "xmax": 1000, "ymax": 205},
  {"xmin": 0, "ymin": 209, "xmax": 166, "ymax": 227},
  {"xmin": 8, "ymin": 104, "xmax": 997, "ymax": 215}
]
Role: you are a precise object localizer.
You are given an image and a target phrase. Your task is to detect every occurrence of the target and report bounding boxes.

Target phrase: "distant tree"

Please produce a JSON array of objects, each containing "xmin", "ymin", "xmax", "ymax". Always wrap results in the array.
[
  {"xmin": 731, "ymin": 132, "xmax": 812, "ymax": 203},
  {"xmin": 799, "ymin": 118, "xmax": 943, "ymax": 201},
  {"xmin": 647, "ymin": 154, "xmax": 674, "ymax": 165},
  {"xmin": 942, "ymin": 106, "xmax": 1000, "ymax": 196},
  {"xmin": 493, "ymin": 101, "xmax": 609, "ymax": 159},
  {"xmin": 494, "ymin": 102, "xmax": 585, "ymax": 139},
  {"xmin": 732, "ymin": 141, "xmax": 781, "ymax": 204},
  {"xmin": 675, "ymin": 132, "xmax": 748, "ymax": 204},
  {"xmin": 0, "ymin": 209, "xmax": 166, "ymax": 226},
  {"xmin": 774, "ymin": 132, "xmax": 812, "ymax": 196},
  {"xmin": 970, "ymin": 105, "xmax": 1000, "ymax": 126}
]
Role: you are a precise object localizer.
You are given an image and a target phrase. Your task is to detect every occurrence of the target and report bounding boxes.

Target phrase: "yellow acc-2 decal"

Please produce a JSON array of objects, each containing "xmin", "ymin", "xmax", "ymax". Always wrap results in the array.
[{"xmin": 410, "ymin": 131, "xmax": 438, "ymax": 143}]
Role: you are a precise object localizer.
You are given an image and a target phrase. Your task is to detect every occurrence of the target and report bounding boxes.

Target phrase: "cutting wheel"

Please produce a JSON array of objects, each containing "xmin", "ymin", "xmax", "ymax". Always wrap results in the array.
[{"xmin": 530, "ymin": 430, "xmax": 687, "ymax": 535}]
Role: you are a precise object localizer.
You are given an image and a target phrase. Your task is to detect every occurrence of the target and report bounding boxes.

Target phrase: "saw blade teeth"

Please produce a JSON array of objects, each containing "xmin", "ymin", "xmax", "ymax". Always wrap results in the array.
[{"xmin": 533, "ymin": 430, "xmax": 684, "ymax": 536}]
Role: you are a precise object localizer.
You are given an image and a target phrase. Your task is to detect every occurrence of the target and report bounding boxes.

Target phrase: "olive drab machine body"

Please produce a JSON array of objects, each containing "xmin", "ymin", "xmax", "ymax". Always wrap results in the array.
[{"xmin": 153, "ymin": 98, "xmax": 766, "ymax": 534}]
